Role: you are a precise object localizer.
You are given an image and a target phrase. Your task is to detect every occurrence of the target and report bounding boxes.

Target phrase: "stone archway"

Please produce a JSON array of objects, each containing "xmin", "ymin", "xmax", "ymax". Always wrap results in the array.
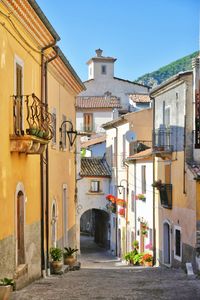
[{"xmin": 80, "ymin": 209, "xmax": 110, "ymax": 253}]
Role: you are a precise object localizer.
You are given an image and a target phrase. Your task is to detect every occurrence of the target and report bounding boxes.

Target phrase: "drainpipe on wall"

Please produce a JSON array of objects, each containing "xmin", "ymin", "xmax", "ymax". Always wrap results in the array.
[
  {"xmin": 134, "ymin": 160, "xmax": 137, "ymax": 241},
  {"xmin": 112, "ymin": 125, "xmax": 118, "ymax": 256},
  {"xmin": 152, "ymin": 96, "xmax": 156, "ymax": 266},
  {"xmin": 124, "ymin": 162, "xmax": 129, "ymax": 253},
  {"xmin": 40, "ymin": 42, "xmax": 57, "ymax": 277},
  {"xmin": 40, "ymin": 50, "xmax": 45, "ymax": 277},
  {"xmin": 44, "ymin": 50, "xmax": 58, "ymax": 276}
]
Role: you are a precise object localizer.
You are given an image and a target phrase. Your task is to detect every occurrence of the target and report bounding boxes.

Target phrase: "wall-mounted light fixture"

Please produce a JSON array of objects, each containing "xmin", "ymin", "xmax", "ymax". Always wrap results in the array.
[
  {"xmin": 117, "ymin": 179, "xmax": 129, "ymax": 195},
  {"xmin": 59, "ymin": 120, "xmax": 77, "ymax": 147}
]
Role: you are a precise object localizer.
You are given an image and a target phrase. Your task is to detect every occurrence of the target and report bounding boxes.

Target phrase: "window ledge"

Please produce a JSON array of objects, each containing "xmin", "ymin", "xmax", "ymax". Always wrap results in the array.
[{"xmin": 86, "ymin": 192, "xmax": 105, "ymax": 195}]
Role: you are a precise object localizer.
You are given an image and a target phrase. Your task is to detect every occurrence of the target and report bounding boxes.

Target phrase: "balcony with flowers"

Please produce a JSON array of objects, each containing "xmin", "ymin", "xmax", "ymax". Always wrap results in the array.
[
  {"xmin": 10, "ymin": 93, "xmax": 53, "ymax": 154},
  {"xmin": 106, "ymin": 195, "xmax": 126, "ymax": 215},
  {"xmin": 119, "ymin": 208, "xmax": 125, "ymax": 217},
  {"xmin": 136, "ymin": 193, "xmax": 146, "ymax": 202}
]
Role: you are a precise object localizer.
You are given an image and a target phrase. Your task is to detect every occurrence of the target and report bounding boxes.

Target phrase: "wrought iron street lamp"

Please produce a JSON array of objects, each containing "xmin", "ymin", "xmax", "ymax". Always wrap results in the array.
[{"xmin": 59, "ymin": 120, "xmax": 77, "ymax": 147}]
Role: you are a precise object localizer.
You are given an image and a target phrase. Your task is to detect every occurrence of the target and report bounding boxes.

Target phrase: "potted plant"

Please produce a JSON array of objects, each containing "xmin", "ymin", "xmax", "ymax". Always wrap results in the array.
[
  {"xmin": 132, "ymin": 240, "xmax": 139, "ymax": 250},
  {"xmin": 137, "ymin": 194, "xmax": 146, "ymax": 201},
  {"xmin": 124, "ymin": 246, "xmax": 139, "ymax": 265},
  {"xmin": 63, "ymin": 247, "xmax": 78, "ymax": 266},
  {"xmin": 142, "ymin": 253, "xmax": 153, "ymax": 267},
  {"xmin": 50, "ymin": 247, "xmax": 63, "ymax": 274},
  {"xmin": 133, "ymin": 253, "xmax": 144, "ymax": 265},
  {"xmin": 152, "ymin": 179, "xmax": 163, "ymax": 190},
  {"xmin": 0, "ymin": 278, "xmax": 14, "ymax": 300}
]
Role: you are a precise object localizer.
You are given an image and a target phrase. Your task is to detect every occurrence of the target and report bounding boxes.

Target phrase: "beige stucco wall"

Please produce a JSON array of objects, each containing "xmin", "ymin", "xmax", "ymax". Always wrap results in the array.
[{"xmin": 48, "ymin": 70, "xmax": 77, "ymax": 249}]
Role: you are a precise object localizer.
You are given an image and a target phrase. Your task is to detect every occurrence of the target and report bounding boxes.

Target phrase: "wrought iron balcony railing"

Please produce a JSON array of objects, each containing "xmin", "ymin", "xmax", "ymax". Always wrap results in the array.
[
  {"xmin": 12, "ymin": 93, "xmax": 53, "ymax": 140},
  {"xmin": 10, "ymin": 94, "xmax": 53, "ymax": 154},
  {"xmin": 153, "ymin": 128, "xmax": 173, "ymax": 153},
  {"xmin": 159, "ymin": 183, "xmax": 172, "ymax": 209}
]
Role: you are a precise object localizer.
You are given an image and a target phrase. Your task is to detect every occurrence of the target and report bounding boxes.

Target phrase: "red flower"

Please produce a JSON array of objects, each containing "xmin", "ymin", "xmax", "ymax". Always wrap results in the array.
[
  {"xmin": 106, "ymin": 194, "xmax": 116, "ymax": 203},
  {"xmin": 119, "ymin": 208, "xmax": 125, "ymax": 216}
]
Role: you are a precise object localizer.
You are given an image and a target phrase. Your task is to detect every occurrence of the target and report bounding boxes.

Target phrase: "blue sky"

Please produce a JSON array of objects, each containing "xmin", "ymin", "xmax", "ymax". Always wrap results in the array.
[{"xmin": 37, "ymin": 0, "xmax": 199, "ymax": 82}]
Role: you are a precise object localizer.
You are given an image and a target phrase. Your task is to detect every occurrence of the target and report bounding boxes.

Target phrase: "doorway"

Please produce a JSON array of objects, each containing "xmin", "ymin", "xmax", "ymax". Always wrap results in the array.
[
  {"xmin": 80, "ymin": 209, "xmax": 110, "ymax": 253},
  {"xmin": 62, "ymin": 185, "xmax": 68, "ymax": 247},
  {"xmin": 17, "ymin": 191, "xmax": 25, "ymax": 265},
  {"xmin": 163, "ymin": 221, "xmax": 171, "ymax": 265}
]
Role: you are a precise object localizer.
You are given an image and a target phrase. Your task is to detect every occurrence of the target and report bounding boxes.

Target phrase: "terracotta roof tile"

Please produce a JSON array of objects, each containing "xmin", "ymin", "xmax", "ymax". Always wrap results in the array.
[
  {"xmin": 128, "ymin": 148, "xmax": 152, "ymax": 160},
  {"xmin": 129, "ymin": 94, "xmax": 150, "ymax": 103},
  {"xmin": 81, "ymin": 135, "xmax": 106, "ymax": 148},
  {"xmin": 81, "ymin": 157, "xmax": 111, "ymax": 177},
  {"xmin": 76, "ymin": 95, "xmax": 121, "ymax": 109}
]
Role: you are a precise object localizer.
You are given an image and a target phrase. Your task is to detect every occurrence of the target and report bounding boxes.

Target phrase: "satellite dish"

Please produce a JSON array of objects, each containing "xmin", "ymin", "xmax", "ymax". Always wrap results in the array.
[{"xmin": 125, "ymin": 130, "xmax": 137, "ymax": 142}]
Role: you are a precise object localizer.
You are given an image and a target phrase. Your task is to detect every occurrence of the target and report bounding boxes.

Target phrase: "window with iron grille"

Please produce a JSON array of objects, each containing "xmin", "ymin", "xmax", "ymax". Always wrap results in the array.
[
  {"xmin": 62, "ymin": 115, "xmax": 67, "ymax": 149},
  {"xmin": 52, "ymin": 109, "xmax": 56, "ymax": 145},
  {"xmin": 90, "ymin": 180, "xmax": 100, "ymax": 192},
  {"xmin": 174, "ymin": 226, "xmax": 181, "ymax": 260},
  {"xmin": 159, "ymin": 184, "xmax": 172, "ymax": 209}
]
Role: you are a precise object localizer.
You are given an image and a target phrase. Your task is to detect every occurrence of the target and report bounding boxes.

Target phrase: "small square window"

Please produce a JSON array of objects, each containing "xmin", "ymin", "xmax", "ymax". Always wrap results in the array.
[
  {"xmin": 90, "ymin": 180, "xmax": 100, "ymax": 192},
  {"xmin": 101, "ymin": 65, "xmax": 106, "ymax": 74}
]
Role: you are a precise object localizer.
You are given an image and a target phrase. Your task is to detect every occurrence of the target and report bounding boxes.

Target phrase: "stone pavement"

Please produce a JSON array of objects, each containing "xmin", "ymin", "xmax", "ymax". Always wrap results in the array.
[{"xmin": 11, "ymin": 237, "xmax": 200, "ymax": 300}]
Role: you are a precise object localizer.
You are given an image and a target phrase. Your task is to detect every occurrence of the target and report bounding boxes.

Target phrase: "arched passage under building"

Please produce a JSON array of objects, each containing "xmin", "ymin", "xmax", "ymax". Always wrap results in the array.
[{"xmin": 80, "ymin": 209, "xmax": 110, "ymax": 253}]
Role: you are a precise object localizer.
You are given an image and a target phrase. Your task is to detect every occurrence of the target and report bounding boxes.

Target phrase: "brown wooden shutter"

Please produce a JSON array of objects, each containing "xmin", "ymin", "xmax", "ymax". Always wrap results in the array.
[{"xmin": 165, "ymin": 164, "xmax": 171, "ymax": 184}]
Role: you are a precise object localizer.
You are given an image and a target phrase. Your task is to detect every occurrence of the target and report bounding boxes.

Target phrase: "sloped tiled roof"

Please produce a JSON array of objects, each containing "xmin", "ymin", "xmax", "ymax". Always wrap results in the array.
[
  {"xmin": 81, "ymin": 134, "xmax": 106, "ymax": 148},
  {"xmin": 81, "ymin": 157, "xmax": 111, "ymax": 177},
  {"xmin": 76, "ymin": 96, "xmax": 121, "ymax": 109},
  {"xmin": 128, "ymin": 148, "xmax": 152, "ymax": 160},
  {"xmin": 129, "ymin": 94, "xmax": 150, "ymax": 103}
]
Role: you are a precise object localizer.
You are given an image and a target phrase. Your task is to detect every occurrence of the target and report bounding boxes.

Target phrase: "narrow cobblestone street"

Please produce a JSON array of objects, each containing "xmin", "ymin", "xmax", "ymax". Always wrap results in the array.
[{"xmin": 11, "ymin": 236, "xmax": 200, "ymax": 300}]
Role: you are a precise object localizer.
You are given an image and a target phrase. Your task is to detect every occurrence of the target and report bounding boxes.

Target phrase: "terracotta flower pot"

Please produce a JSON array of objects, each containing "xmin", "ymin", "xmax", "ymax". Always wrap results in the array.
[
  {"xmin": 64, "ymin": 256, "xmax": 76, "ymax": 266},
  {"xmin": 0, "ymin": 285, "xmax": 12, "ymax": 300},
  {"xmin": 51, "ymin": 261, "xmax": 63, "ymax": 274},
  {"xmin": 144, "ymin": 261, "xmax": 152, "ymax": 267}
]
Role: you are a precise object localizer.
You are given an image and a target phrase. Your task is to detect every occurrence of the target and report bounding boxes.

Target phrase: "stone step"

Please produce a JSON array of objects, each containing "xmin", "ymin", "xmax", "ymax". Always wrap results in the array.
[{"xmin": 13, "ymin": 264, "xmax": 28, "ymax": 290}]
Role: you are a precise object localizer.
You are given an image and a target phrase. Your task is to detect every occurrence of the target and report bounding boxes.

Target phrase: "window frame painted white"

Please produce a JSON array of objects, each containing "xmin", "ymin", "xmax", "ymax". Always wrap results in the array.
[
  {"xmin": 14, "ymin": 55, "xmax": 24, "ymax": 132},
  {"xmin": 90, "ymin": 180, "xmax": 100, "ymax": 193}
]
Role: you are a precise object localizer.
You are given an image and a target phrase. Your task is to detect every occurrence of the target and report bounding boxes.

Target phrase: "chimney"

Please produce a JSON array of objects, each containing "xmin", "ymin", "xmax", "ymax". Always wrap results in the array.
[{"xmin": 95, "ymin": 49, "xmax": 103, "ymax": 57}]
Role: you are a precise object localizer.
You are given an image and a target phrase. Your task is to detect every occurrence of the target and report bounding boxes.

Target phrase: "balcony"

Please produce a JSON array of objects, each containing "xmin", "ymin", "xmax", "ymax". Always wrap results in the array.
[
  {"xmin": 10, "ymin": 94, "xmax": 53, "ymax": 154},
  {"xmin": 153, "ymin": 127, "xmax": 173, "ymax": 158},
  {"xmin": 159, "ymin": 183, "xmax": 172, "ymax": 209}
]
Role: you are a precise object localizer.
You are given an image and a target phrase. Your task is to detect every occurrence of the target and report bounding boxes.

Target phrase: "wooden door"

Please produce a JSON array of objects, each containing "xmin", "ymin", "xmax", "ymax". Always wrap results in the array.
[{"xmin": 17, "ymin": 191, "xmax": 25, "ymax": 265}]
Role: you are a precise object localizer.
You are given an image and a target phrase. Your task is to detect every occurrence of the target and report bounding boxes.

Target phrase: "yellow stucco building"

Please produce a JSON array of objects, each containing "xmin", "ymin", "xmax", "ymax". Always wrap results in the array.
[{"xmin": 0, "ymin": 0, "xmax": 84, "ymax": 287}]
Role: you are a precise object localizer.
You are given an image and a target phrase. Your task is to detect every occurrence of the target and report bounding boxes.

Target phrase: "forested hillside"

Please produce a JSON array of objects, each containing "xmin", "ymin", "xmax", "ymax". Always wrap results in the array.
[{"xmin": 135, "ymin": 51, "xmax": 198, "ymax": 87}]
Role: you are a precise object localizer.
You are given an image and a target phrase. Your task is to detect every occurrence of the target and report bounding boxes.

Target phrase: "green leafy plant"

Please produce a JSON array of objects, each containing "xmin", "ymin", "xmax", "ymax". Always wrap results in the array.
[
  {"xmin": 137, "ymin": 194, "xmax": 146, "ymax": 201},
  {"xmin": 124, "ymin": 249, "xmax": 138, "ymax": 263},
  {"xmin": 63, "ymin": 247, "xmax": 78, "ymax": 258},
  {"xmin": 0, "ymin": 278, "xmax": 14, "ymax": 286},
  {"xmin": 133, "ymin": 253, "xmax": 144, "ymax": 265},
  {"xmin": 132, "ymin": 240, "xmax": 139, "ymax": 250},
  {"xmin": 50, "ymin": 247, "xmax": 63, "ymax": 261}
]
